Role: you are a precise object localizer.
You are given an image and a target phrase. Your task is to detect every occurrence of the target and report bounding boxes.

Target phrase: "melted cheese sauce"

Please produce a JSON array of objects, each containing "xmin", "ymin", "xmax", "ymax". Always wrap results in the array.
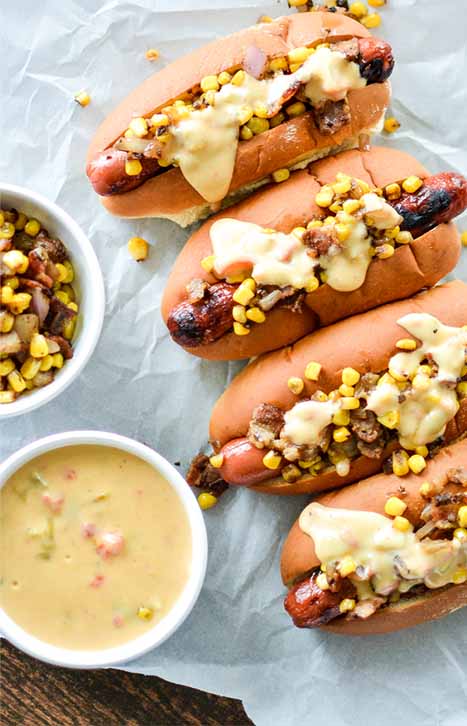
[
  {"xmin": 210, "ymin": 193, "xmax": 401, "ymax": 292},
  {"xmin": 0, "ymin": 446, "xmax": 192, "ymax": 650},
  {"xmin": 299, "ymin": 503, "xmax": 467, "ymax": 596},
  {"xmin": 282, "ymin": 399, "xmax": 339, "ymax": 445},
  {"xmin": 162, "ymin": 46, "xmax": 366, "ymax": 202},
  {"xmin": 367, "ymin": 314, "xmax": 467, "ymax": 449}
]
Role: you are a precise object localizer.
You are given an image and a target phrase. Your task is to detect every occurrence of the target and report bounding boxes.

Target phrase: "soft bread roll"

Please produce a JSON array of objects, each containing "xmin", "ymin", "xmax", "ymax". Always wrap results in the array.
[
  {"xmin": 280, "ymin": 439, "xmax": 467, "ymax": 635},
  {"xmin": 87, "ymin": 13, "xmax": 391, "ymax": 226},
  {"xmin": 162, "ymin": 147, "xmax": 461, "ymax": 360}
]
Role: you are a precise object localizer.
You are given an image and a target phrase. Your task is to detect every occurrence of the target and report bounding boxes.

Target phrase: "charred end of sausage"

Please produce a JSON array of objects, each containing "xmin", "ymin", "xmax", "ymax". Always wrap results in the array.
[
  {"xmin": 394, "ymin": 172, "xmax": 467, "ymax": 237},
  {"xmin": 167, "ymin": 282, "xmax": 237, "ymax": 347},
  {"xmin": 284, "ymin": 571, "xmax": 357, "ymax": 628},
  {"xmin": 86, "ymin": 149, "xmax": 160, "ymax": 197},
  {"xmin": 357, "ymin": 38, "xmax": 395, "ymax": 84}
]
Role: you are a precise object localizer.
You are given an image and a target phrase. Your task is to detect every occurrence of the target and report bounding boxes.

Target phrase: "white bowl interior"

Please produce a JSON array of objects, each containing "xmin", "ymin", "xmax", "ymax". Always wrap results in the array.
[
  {"xmin": 0, "ymin": 185, "xmax": 105, "ymax": 417},
  {"xmin": 0, "ymin": 431, "xmax": 208, "ymax": 668}
]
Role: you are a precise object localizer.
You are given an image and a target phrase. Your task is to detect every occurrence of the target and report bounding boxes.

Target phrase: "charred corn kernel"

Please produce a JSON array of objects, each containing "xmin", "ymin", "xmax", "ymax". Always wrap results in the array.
[
  {"xmin": 384, "ymin": 182, "xmax": 401, "ymax": 200},
  {"xmin": 24, "ymin": 218, "xmax": 41, "ymax": 237},
  {"xmin": 263, "ymin": 450, "xmax": 282, "ymax": 470},
  {"xmin": 270, "ymin": 111, "xmax": 285, "ymax": 128},
  {"xmin": 333, "ymin": 179, "xmax": 352, "ymax": 196},
  {"xmin": 128, "ymin": 236, "xmax": 149, "ymax": 261},
  {"xmin": 408, "ymin": 454, "xmax": 426, "ymax": 474},
  {"xmin": 462, "ymin": 231, "xmax": 467, "ymax": 247},
  {"xmin": 272, "ymin": 168, "xmax": 290, "ymax": 183},
  {"xmin": 362, "ymin": 12, "xmax": 381, "ymax": 28},
  {"xmin": 40, "ymin": 355, "xmax": 53, "ymax": 372},
  {"xmin": 233, "ymin": 322, "xmax": 250, "ymax": 336},
  {"xmin": 3, "ymin": 250, "xmax": 29, "ymax": 273},
  {"xmin": 339, "ymin": 598, "xmax": 355, "ymax": 614},
  {"xmin": 332, "ymin": 409, "xmax": 350, "ymax": 426},
  {"xmin": 0, "ymin": 391, "xmax": 16, "ymax": 404},
  {"xmin": 315, "ymin": 186, "xmax": 334, "ymax": 208},
  {"xmin": 316, "ymin": 572, "xmax": 329, "ymax": 590},
  {"xmin": 232, "ymin": 305, "xmax": 247, "ymax": 324},
  {"xmin": 0, "ymin": 312, "xmax": 14, "ymax": 333},
  {"xmin": 145, "ymin": 48, "xmax": 159, "ymax": 61},
  {"xmin": 419, "ymin": 482, "xmax": 433, "ymax": 498},
  {"xmin": 63, "ymin": 318, "xmax": 76, "ymax": 340},
  {"xmin": 246, "ymin": 307, "xmax": 266, "ymax": 324},
  {"xmin": 55, "ymin": 290, "xmax": 70, "ymax": 305},
  {"xmin": 198, "ymin": 492, "xmax": 218, "ymax": 510},
  {"xmin": 335, "ymin": 223, "xmax": 351, "ymax": 242},
  {"xmin": 369, "ymin": 0, "xmax": 385, "ymax": 6},
  {"xmin": 269, "ymin": 56, "xmax": 288, "ymax": 72},
  {"xmin": 349, "ymin": 1, "xmax": 367, "ymax": 16},
  {"xmin": 396, "ymin": 338, "xmax": 417, "ymax": 351},
  {"xmin": 341, "ymin": 367, "xmax": 360, "ymax": 387},
  {"xmin": 74, "ymin": 90, "xmax": 91, "ymax": 106},
  {"xmin": 30, "ymin": 334, "xmax": 49, "ymax": 359},
  {"xmin": 10, "ymin": 293, "xmax": 32, "ymax": 314},
  {"xmin": 453, "ymin": 528, "xmax": 467, "ymax": 542},
  {"xmin": 340, "ymin": 396, "xmax": 360, "ymax": 410},
  {"xmin": 395, "ymin": 230, "xmax": 413, "ymax": 245},
  {"xmin": 342, "ymin": 199, "xmax": 362, "ymax": 215},
  {"xmin": 305, "ymin": 361, "xmax": 321, "ymax": 381},
  {"xmin": 378, "ymin": 411, "xmax": 400, "ymax": 431},
  {"xmin": 7, "ymin": 370, "xmax": 26, "ymax": 393},
  {"xmin": 52, "ymin": 353, "xmax": 64, "ymax": 369},
  {"xmin": 247, "ymin": 117, "xmax": 269, "ymax": 135},
  {"xmin": 286, "ymin": 101, "xmax": 306, "ymax": 118},
  {"xmin": 288, "ymin": 46, "xmax": 313, "ymax": 64},
  {"xmin": 14, "ymin": 212, "xmax": 27, "ymax": 230},
  {"xmin": 298, "ymin": 459, "xmax": 317, "ymax": 469},
  {"xmin": 376, "ymin": 243, "xmax": 395, "ymax": 259},
  {"xmin": 55, "ymin": 263, "xmax": 68, "ymax": 283},
  {"xmin": 125, "ymin": 159, "xmax": 143, "ymax": 176},
  {"xmin": 288, "ymin": 377, "xmax": 304, "ymax": 395},
  {"xmin": 200, "ymin": 255, "xmax": 215, "ymax": 273},
  {"xmin": 339, "ymin": 383, "xmax": 354, "ymax": 397},
  {"xmin": 333, "ymin": 427, "xmax": 350, "ymax": 443},
  {"xmin": 456, "ymin": 382, "xmax": 467, "ymax": 396},
  {"xmin": 393, "ymin": 516, "xmax": 413, "ymax": 533},
  {"xmin": 137, "ymin": 606, "xmax": 154, "ymax": 621},
  {"xmin": 305, "ymin": 276, "xmax": 320, "ymax": 293},
  {"xmin": 233, "ymin": 280, "xmax": 255, "ymax": 306},
  {"xmin": 386, "ymin": 226, "xmax": 400, "ymax": 240},
  {"xmin": 231, "ymin": 70, "xmax": 245, "ymax": 86},
  {"xmin": 393, "ymin": 450, "xmax": 409, "ymax": 477},
  {"xmin": 402, "ymin": 176, "xmax": 423, "ymax": 194},
  {"xmin": 338, "ymin": 556, "xmax": 357, "ymax": 577},
  {"xmin": 150, "ymin": 113, "xmax": 169, "ymax": 128},
  {"xmin": 128, "ymin": 117, "xmax": 148, "ymax": 137},
  {"xmin": 240, "ymin": 126, "xmax": 254, "ymax": 141},
  {"xmin": 384, "ymin": 496, "xmax": 407, "ymax": 517},
  {"xmin": 0, "ymin": 359, "xmax": 15, "ymax": 376},
  {"xmin": 21, "ymin": 357, "xmax": 42, "ymax": 381},
  {"xmin": 458, "ymin": 506, "xmax": 467, "ymax": 528},
  {"xmin": 415, "ymin": 445, "xmax": 429, "ymax": 457},
  {"xmin": 200, "ymin": 75, "xmax": 219, "ymax": 93},
  {"xmin": 217, "ymin": 71, "xmax": 232, "ymax": 85},
  {"xmin": 0, "ymin": 221, "xmax": 14, "ymax": 239},
  {"xmin": 307, "ymin": 219, "xmax": 323, "ymax": 229},
  {"xmin": 452, "ymin": 569, "xmax": 467, "ymax": 585},
  {"xmin": 209, "ymin": 454, "xmax": 224, "ymax": 469}
]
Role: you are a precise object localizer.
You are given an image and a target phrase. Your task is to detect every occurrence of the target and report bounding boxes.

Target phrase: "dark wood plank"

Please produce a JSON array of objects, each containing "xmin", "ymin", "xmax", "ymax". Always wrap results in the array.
[{"xmin": 0, "ymin": 640, "xmax": 253, "ymax": 726}]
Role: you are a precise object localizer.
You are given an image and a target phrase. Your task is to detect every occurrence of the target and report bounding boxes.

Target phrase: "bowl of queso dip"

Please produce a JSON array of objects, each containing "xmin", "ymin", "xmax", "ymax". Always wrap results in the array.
[{"xmin": 0, "ymin": 431, "xmax": 207, "ymax": 668}]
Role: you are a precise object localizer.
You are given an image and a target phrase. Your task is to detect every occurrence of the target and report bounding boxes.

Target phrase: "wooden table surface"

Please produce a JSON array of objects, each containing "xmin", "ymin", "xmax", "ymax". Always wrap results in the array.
[{"xmin": 1, "ymin": 640, "xmax": 252, "ymax": 725}]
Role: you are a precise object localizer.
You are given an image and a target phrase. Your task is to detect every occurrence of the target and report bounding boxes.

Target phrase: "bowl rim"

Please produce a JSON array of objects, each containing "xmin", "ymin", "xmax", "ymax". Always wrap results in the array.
[
  {"xmin": 0, "ymin": 431, "xmax": 208, "ymax": 668},
  {"xmin": 0, "ymin": 183, "xmax": 105, "ymax": 418}
]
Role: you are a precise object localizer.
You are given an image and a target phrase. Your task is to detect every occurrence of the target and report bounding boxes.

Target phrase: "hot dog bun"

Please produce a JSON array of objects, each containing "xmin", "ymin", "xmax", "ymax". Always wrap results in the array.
[
  {"xmin": 280, "ymin": 438, "xmax": 467, "ymax": 634},
  {"xmin": 87, "ymin": 13, "xmax": 391, "ymax": 226},
  {"xmin": 210, "ymin": 281, "xmax": 467, "ymax": 494},
  {"xmin": 162, "ymin": 147, "xmax": 461, "ymax": 360}
]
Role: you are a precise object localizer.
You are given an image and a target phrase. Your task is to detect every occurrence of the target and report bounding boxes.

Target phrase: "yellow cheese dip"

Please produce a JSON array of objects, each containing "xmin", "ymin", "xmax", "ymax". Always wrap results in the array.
[{"xmin": 0, "ymin": 445, "xmax": 192, "ymax": 650}]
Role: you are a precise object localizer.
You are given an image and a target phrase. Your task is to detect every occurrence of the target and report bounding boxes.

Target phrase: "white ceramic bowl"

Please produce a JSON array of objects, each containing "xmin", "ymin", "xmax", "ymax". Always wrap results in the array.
[
  {"xmin": 0, "ymin": 431, "xmax": 208, "ymax": 668},
  {"xmin": 0, "ymin": 184, "xmax": 105, "ymax": 418}
]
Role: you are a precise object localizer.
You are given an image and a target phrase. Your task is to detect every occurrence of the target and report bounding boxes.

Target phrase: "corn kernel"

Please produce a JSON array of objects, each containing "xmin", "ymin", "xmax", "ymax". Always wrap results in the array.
[
  {"xmin": 393, "ymin": 516, "xmax": 413, "ymax": 533},
  {"xmin": 362, "ymin": 12, "xmax": 381, "ymax": 28},
  {"xmin": 0, "ymin": 312, "xmax": 14, "ymax": 333},
  {"xmin": 233, "ymin": 322, "xmax": 250, "ymax": 336},
  {"xmin": 272, "ymin": 168, "xmax": 290, "ymax": 183},
  {"xmin": 247, "ymin": 117, "xmax": 269, "ymax": 135},
  {"xmin": 40, "ymin": 355, "xmax": 54, "ymax": 372},
  {"xmin": 217, "ymin": 71, "xmax": 232, "ymax": 85},
  {"xmin": 329, "ymin": 202, "xmax": 342, "ymax": 214},
  {"xmin": 332, "ymin": 409, "xmax": 350, "ymax": 426},
  {"xmin": 288, "ymin": 46, "xmax": 313, "ymax": 64},
  {"xmin": 30, "ymin": 333, "xmax": 49, "ymax": 359},
  {"xmin": 263, "ymin": 450, "xmax": 282, "ymax": 470},
  {"xmin": 333, "ymin": 179, "xmax": 352, "ymax": 197},
  {"xmin": 246, "ymin": 307, "xmax": 266, "ymax": 324},
  {"xmin": 339, "ymin": 598, "xmax": 356, "ymax": 614},
  {"xmin": 226, "ymin": 273, "xmax": 247, "ymax": 284},
  {"xmin": 304, "ymin": 361, "xmax": 322, "ymax": 381},
  {"xmin": 340, "ymin": 396, "xmax": 360, "ymax": 410},
  {"xmin": 377, "ymin": 410, "xmax": 400, "ymax": 430},
  {"xmin": 288, "ymin": 0, "xmax": 308, "ymax": 5},
  {"xmin": 392, "ymin": 449, "xmax": 409, "ymax": 477},
  {"xmin": 63, "ymin": 318, "xmax": 76, "ymax": 341},
  {"xmin": 9, "ymin": 292, "xmax": 32, "ymax": 314},
  {"xmin": 333, "ymin": 427, "xmax": 350, "ymax": 443},
  {"xmin": 316, "ymin": 572, "xmax": 329, "ymax": 591},
  {"xmin": 288, "ymin": 377, "xmax": 304, "ymax": 395},
  {"xmin": 149, "ymin": 114, "xmax": 169, "ymax": 130},
  {"xmin": 3, "ymin": 250, "xmax": 29, "ymax": 274},
  {"xmin": 209, "ymin": 454, "xmax": 224, "ymax": 469},
  {"xmin": 456, "ymin": 382, "xmax": 467, "ymax": 397},
  {"xmin": 338, "ymin": 383, "xmax": 353, "ymax": 397},
  {"xmin": 55, "ymin": 290, "xmax": 70, "ymax": 305},
  {"xmin": 125, "ymin": 159, "xmax": 143, "ymax": 176},
  {"xmin": 458, "ymin": 506, "xmax": 467, "ymax": 528},
  {"xmin": 129, "ymin": 117, "xmax": 148, "ymax": 137},
  {"xmin": 461, "ymin": 231, "xmax": 467, "ymax": 247},
  {"xmin": 335, "ymin": 223, "xmax": 351, "ymax": 243},
  {"xmin": 21, "ymin": 357, "xmax": 42, "ymax": 381},
  {"xmin": 200, "ymin": 75, "xmax": 219, "ymax": 93},
  {"xmin": 286, "ymin": 101, "xmax": 306, "ymax": 118},
  {"xmin": 395, "ymin": 231, "xmax": 413, "ymax": 245},
  {"xmin": 74, "ymin": 90, "xmax": 91, "ymax": 107},
  {"xmin": 384, "ymin": 496, "xmax": 407, "ymax": 517},
  {"xmin": 338, "ymin": 556, "xmax": 357, "ymax": 577},
  {"xmin": 408, "ymin": 454, "xmax": 426, "ymax": 474},
  {"xmin": 270, "ymin": 111, "xmax": 285, "ymax": 129},
  {"xmin": 395, "ymin": 338, "xmax": 417, "ymax": 353},
  {"xmin": 24, "ymin": 219, "xmax": 41, "ymax": 237},
  {"xmin": 305, "ymin": 276, "xmax": 320, "ymax": 293},
  {"xmin": 137, "ymin": 606, "xmax": 154, "ymax": 621},
  {"xmin": 315, "ymin": 186, "xmax": 334, "ymax": 208},
  {"xmin": 340, "ymin": 367, "xmax": 359, "ymax": 388},
  {"xmin": 282, "ymin": 464, "xmax": 301, "ymax": 483},
  {"xmin": 14, "ymin": 212, "xmax": 27, "ymax": 231},
  {"xmin": 453, "ymin": 528, "xmax": 467, "ymax": 542},
  {"xmin": 307, "ymin": 220, "xmax": 323, "ymax": 230},
  {"xmin": 128, "ymin": 236, "xmax": 149, "ymax": 261},
  {"xmin": 238, "ymin": 106, "xmax": 254, "ymax": 125},
  {"xmin": 228, "ymin": 306, "xmax": 246, "ymax": 326},
  {"xmin": 384, "ymin": 182, "xmax": 401, "ymax": 200},
  {"xmin": 52, "ymin": 353, "xmax": 64, "ymax": 369},
  {"xmin": 376, "ymin": 243, "xmax": 395, "ymax": 260},
  {"xmin": 0, "ymin": 391, "xmax": 16, "ymax": 404},
  {"xmin": 240, "ymin": 126, "xmax": 254, "ymax": 141},
  {"xmin": 231, "ymin": 70, "xmax": 245, "ymax": 86},
  {"xmin": 198, "ymin": 492, "xmax": 218, "ymax": 510},
  {"xmin": 4, "ymin": 277, "xmax": 19, "ymax": 290},
  {"xmin": 7, "ymin": 370, "xmax": 26, "ymax": 393},
  {"xmin": 349, "ymin": 2, "xmax": 367, "ymax": 17},
  {"xmin": 314, "ymin": 391, "xmax": 329, "ymax": 403},
  {"xmin": 368, "ymin": 0, "xmax": 385, "ymax": 6},
  {"xmin": 145, "ymin": 48, "xmax": 160, "ymax": 61},
  {"xmin": 233, "ymin": 280, "xmax": 255, "ymax": 306},
  {"xmin": 415, "ymin": 446, "xmax": 429, "ymax": 458},
  {"xmin": 402, "ymin": 176, "xmax": 423, "ymax": 194},
  {"xmin": 0, "ymin": 359, "xmax": 16, "ymax": 376},
  {"xmin": 452, "ymin": 569, "xmax": 467, "ymax": 585},
  {"xmin": 269, "ymin": 56, "xmax": 288, "ymax": 73},
  {"xmin": 200, "ymin": 255, "xmax": 215, "ymax": 273}
]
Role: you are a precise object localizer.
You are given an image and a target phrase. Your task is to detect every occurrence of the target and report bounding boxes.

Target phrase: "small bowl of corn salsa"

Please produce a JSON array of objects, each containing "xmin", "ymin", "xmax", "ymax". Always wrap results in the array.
[
  {"xmin": 0, "ymin": 431, "xmax": 208, "ymax": 668},
  {"xmin": 0, "ymin": 183, "xmax": 105, "ymax": 417}
]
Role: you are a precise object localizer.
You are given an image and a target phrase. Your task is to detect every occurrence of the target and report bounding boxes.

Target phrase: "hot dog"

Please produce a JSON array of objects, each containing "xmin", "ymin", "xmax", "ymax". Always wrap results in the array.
[
  {"xmin": 280, "ymin": 438, "xmax": 467, "ymax": 635},
  {"xmin": 187, "ymin": 282, "xmax": 467, "ymax": 497},
  {"xmin": 162, "ymin": 147, "xmax": 466, "ymax": 360},
  {"xmin": 86, "ymin": 13, "xmax": 394, "ymax": 226}
]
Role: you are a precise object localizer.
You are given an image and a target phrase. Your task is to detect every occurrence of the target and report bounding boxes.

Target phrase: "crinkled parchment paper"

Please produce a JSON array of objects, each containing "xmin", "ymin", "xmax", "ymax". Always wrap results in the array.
[{"xmin": 1, "ymin": 1, "xmax": 466, "ymax": 724}]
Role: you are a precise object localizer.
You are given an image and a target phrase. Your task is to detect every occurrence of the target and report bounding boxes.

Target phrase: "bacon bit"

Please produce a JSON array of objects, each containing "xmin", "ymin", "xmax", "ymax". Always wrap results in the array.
[
  {"xmin": 96, "ymin": 531, "xmax": 125, "ymax": 559},
  {"xmin": 81, "ymin": 522, "xmax": 96, "ymax": 539},
  {"xmin": 42, "ymin": 492, "xmax": 64, "ymax": 513},
  {"xmin": 112, "ymin": 614, "xmax": 124, "ymax": 628},
  {"xmin": 89, "ymin": 574, "xmax": 105, "ymax": 588}
]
